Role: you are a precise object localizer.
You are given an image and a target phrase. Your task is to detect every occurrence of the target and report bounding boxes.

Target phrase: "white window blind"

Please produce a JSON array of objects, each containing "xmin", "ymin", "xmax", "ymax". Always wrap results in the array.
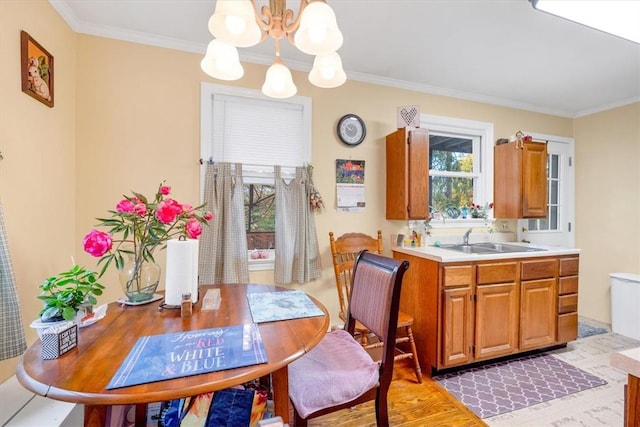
[{"xmin": 200, "ymin": 83, "xmax": 312, "ymax": 185}]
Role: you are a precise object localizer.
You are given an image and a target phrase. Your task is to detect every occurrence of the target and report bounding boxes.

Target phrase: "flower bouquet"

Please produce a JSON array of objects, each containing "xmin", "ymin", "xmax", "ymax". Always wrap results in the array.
[{"xmin": 83, "ymin": 182, "xmax": 212, "ymax": 302}]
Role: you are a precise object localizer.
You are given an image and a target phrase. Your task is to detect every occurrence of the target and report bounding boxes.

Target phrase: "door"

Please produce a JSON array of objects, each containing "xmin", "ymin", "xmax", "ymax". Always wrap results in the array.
[{"xmin": 518, "ymin": 136, "xmax": 575, "ymax": 247}]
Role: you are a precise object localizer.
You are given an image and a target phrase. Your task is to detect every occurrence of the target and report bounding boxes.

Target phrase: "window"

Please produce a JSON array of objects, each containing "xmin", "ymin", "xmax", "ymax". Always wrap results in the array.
[
  {"xmin": 200, "ymin": 83, "xmax": 312, "ymax": 269},
  {"xmin": 421, "ymin": 114, "xmax": 494, "ymax": 226}
]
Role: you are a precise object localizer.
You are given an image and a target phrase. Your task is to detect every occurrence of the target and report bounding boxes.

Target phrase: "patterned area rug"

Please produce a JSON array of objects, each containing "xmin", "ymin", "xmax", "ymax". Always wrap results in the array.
[
  {"xmin": 578, "ymin": 322, "xmax": 609, "ymax": 338},
  {"xmin": 434, "ymin": 353, "xmax": 607, "ymax": 419}
]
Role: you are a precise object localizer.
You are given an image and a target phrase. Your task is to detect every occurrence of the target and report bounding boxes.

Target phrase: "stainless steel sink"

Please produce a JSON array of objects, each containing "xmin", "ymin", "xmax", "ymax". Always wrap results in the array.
[{"xmin": 437, "ymin": 242, "xmax": 547, "ymax": 254}]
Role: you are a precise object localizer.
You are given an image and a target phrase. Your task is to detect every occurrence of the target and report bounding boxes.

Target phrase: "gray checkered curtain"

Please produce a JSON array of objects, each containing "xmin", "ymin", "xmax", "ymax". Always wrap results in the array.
[
  {"xmin": 0, "ymin": 202, "xmax": 27, "ymax": 360},
  {"xmin": 274, "ymin": 166, "xmax": 321, "ymax": 284},
  {"xmin": 198, "ymin": 162, "xmax": 249, "ymax": 284}
]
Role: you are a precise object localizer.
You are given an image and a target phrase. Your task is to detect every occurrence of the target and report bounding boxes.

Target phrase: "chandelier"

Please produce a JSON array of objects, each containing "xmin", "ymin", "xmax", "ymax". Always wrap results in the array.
[{"xmin": 201, "ymin": 0, "xmax": 346, "ymax": 98}]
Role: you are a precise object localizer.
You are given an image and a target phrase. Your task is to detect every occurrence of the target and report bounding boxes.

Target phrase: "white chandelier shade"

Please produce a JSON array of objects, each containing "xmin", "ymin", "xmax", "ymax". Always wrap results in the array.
[
  {"xmin": 208, "ymin": 0, "xmax": 262, "ymax": 48},
  {"xmin": 308, "ymin": 51, "xmax": 346, "ymax": 88},
  {"xmin": 200, "ymin": 39, "xmax": 244, "ymax": 81},
  {"xmin": 293, "ymin": 1, "xmax": 343, "ymax": 55},
  {"xmin": 201, "ymin": 0, "xmax": 346, "ymax": 98},
  {"xmin": 262, "ymin": 58, "xmax": 298, "ymax": 98}
]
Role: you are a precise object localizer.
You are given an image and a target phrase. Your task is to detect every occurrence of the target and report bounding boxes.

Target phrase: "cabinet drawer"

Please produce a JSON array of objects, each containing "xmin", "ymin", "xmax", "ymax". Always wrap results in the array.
[
  {"xmin": 521, "ymin": 259, "xmax": 558, "ymax": 280},
  {"xmin": 559, "ymin": 257, "xmax": 579, "ymax": 277},
  {"xmin": 477, "ymin": 262, "xmax": 517, "ymax": 285},
  {"xmin": 559, "ymin": 276, "xmax": 578, "ymax": 295},
  {"xmin": 558, "ymin": 294, "xmax": 578, "ymax": 314},
  {"xmin": 558, "ymin": 312, "xmax": 578, "ymax": 342},
  {"xmin": 443, "ymin": 265, "xmax": 473, "ymax": 287}
]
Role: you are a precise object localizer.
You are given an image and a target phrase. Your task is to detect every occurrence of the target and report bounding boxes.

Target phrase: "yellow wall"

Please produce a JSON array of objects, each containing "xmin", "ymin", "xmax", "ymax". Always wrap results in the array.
[
  {"xmin": 0, "ymin": 0, "xmax": 76, "ymax": 381},
  {"xmin": 1, "ymin": 0, "xmax": 638, "ymax": 383},
  {"xmin": 575, "ymin": 103, "xmax": 640, "ymax": 321}
]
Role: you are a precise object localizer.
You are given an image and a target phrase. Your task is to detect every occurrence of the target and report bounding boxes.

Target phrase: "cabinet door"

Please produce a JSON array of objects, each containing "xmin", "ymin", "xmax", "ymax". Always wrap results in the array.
[
  {"xmin": 522, "ymin": 141, "xmax": 548, "ymax": 218},
  {"xmin": 385, "ymin": 128, "xmax": 429, "ymax": 220},
  {"xmin": 441, "ymin": 287, "xmax": 474, "ymax": 368},
  {"xmin": 407, "ymin": 130, "xmax": 429, "ymax": 219},
  {"xmin": 520, "ymin": 278, "xmax": 557, "ymax": 350},
  {"xmin": 475, "ymin": 283, "xmax": 519, "ymax": 361}
]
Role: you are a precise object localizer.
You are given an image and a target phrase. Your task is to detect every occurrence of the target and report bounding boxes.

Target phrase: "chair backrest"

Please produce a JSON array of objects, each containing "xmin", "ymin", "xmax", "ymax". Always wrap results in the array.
[
  {"xmin": 329, "ymin": 231, "xmax": 383, "ymax": 317},
  {"xmin": 345, "ymin": 251, "xmax": 409, "ymax": 388}
]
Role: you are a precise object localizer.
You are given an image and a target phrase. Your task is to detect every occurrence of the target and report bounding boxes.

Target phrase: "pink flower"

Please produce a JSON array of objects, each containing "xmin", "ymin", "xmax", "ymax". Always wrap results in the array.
[
  {"xmin": 83, "ymin": 229, "xmax": 113, "ymax": 257},
  {"xmin": 133, "ymin": 203, "xmax": 147, "ymax": 216},
  {"xmin": 116, "ymin": 199, "xmax": 135, "ymax": 213},
  {"xmin": 181, "ymin": 203, "xmax": 194, "ymax": 215},
  {"xmin": 160, "ymin": 185, "xmax": 171, "ymax": 196},
  {"xmin": 204, "ymin": 211, "xmax": 213, "ymax": 221},
  {"xmin": 185, "ymin": 218, "xmax": 202, "ymax": 239},
  {"xmin": 155, "ymin": 198, "xmax": 182, "ymax": 224}
]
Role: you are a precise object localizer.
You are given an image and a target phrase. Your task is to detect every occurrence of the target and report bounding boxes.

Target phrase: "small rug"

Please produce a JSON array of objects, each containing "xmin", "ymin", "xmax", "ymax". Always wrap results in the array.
[
  {"xmin": 434, "ymin": 353, "xmax": 607, "ymax": 419},
  {"xmin": 578, "ymin": 322, "xmax": 609, "ymax": 339}
]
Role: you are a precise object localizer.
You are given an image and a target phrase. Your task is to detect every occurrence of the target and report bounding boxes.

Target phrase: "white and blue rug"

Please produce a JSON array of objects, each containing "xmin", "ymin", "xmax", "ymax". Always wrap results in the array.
[{"xmin": 578, "ymin": 322, "xmax": 609, "ymax": 339}]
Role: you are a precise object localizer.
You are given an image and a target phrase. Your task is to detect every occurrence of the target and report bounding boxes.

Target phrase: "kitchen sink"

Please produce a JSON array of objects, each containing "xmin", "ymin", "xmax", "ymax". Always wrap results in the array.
[{"xmin": 437, "ymin": 242, "xmax": 547, "ymax": 254}]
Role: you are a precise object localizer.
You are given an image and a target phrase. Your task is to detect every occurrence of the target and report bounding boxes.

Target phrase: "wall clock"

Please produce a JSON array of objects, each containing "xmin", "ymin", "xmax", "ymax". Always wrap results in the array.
[{"xmin": 337, "ymin": 114, "xmax": 366, "ymax": 146}]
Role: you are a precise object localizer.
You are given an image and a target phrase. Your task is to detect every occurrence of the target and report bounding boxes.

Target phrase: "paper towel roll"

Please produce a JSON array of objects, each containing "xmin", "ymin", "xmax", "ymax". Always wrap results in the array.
[{"xmin": 164, "ymin": 238, "xmax": 199, "ymax": 306}]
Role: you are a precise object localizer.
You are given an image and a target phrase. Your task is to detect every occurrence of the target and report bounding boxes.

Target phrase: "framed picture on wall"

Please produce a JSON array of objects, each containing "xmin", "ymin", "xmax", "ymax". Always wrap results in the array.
[{"xmin": 20, "ymin": 30, "xmax": 54, "ymax": 107}]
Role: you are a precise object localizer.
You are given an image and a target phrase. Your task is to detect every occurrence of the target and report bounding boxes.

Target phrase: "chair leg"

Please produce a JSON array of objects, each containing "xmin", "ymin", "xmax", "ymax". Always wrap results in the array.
[
  {"xmin": 406, "ymin": 325, "xmax": 423, "ymax": 384},
  {"xmin": 375, "ymin": 392, "xmax": 390, "ymax": 426}
]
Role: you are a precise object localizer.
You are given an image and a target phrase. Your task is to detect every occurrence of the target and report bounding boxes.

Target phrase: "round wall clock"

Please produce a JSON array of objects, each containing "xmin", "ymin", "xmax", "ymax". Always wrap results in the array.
[{"xmin": 337, "ymin": 114, "xmax": 366, "ymax": 146}]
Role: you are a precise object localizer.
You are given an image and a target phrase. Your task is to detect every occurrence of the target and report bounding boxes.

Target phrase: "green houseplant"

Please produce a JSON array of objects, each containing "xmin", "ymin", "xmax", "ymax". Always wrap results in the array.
[{"xmin": 38, "ymin": 264, "xmax": 105, "ymax": 322}]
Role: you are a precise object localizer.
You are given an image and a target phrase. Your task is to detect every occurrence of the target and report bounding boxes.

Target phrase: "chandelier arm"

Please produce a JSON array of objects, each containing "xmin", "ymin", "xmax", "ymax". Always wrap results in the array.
[
  {"xmin": 282, "ymin": 8, "xmax": 297, "ymax": 46},
  {"xmin": 255, "ymin": 2, "xmax": 275, "ymax": 32}
]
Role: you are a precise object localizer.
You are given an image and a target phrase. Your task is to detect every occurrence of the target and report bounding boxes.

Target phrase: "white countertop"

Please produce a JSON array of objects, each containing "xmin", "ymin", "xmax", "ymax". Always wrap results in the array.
[
  {"xmin": 392, "ymin": 242, "xmax": 581, "ymax": 262},
  {"xmin": 611, "ymin": 347, "xmax": 640, "ymax": 378}
]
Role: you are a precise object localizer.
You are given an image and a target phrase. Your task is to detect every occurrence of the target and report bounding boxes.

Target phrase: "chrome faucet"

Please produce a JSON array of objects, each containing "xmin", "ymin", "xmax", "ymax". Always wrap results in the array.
[{"xmin": 463, "ymin": 227, "xmax": 473, "ymax": 245}]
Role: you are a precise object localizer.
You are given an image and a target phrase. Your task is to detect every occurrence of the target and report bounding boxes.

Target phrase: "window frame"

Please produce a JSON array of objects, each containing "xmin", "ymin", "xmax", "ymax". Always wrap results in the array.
[
  {"xmin": 200, "ymin": 83, "xmax": 312, "ymax": 270},
  {"xmin": 420, "ymin": 113, "xmax": 494, "ymax": 228}
]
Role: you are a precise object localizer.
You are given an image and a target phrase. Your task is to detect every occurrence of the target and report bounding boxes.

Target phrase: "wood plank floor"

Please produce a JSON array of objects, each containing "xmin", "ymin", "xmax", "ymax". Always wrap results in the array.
[{"xmin": 301, "ymin": 359, "xmax": 487, "ymax": 426}]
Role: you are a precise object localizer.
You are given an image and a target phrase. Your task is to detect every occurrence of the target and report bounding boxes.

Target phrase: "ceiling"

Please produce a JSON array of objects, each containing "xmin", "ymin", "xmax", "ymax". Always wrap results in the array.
[{"xmin": 49, "ymin": 0, "xmax": 640, "ymax": 118}]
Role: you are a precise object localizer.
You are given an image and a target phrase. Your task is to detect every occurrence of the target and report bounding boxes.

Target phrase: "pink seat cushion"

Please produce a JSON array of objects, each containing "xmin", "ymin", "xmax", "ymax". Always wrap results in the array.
[{"xmin": 288, "ymin": 329, "xmax": 380, "ymax": 418}]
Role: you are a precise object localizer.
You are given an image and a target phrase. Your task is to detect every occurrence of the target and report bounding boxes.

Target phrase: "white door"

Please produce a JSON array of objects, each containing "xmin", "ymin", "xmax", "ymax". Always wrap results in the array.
[{"xmin": 517, "ymin": 134, "xmax": 575, "ymax": 248}]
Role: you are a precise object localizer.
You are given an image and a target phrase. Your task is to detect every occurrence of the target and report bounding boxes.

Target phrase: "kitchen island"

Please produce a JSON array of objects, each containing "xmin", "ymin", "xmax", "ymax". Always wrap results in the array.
[{"xmin": 392, "ymin": 242, "xmax": 581, "ymax": 376}]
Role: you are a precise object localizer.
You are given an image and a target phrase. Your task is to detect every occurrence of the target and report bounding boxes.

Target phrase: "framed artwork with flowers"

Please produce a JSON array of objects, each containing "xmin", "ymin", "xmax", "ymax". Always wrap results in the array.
[{"xmin": 20, "ymin": 30, "xmax": 54, "ymax": 107}]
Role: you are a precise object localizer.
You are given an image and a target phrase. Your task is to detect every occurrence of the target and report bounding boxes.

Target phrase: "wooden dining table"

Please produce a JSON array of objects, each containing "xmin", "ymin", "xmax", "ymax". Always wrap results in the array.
[{"xmin": 16, "ymin": 283, "xmax": 329, "ymax": 426}]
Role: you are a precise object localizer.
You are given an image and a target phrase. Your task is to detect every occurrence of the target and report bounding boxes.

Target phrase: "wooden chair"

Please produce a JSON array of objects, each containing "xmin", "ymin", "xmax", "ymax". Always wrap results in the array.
[
  {"xmin": 288, "ymin": 251, "xmax": 410, "ymax": 426},
  {"xmin": 329, "ymin": 231, "xmax": 423, "ymax": 384}
]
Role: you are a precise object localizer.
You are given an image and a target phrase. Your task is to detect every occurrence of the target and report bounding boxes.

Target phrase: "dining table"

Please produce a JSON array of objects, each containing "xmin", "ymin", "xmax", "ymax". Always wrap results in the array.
[{"xmin": 16, "ymin": 283, "xmax": 329, "ymax": 426}]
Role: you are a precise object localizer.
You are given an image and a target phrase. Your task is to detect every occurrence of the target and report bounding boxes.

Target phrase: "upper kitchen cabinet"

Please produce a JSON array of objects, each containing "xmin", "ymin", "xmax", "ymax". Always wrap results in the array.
[
  {"xmin": 386, "ymin": 128, "xmax": 429, "ymax": 220},
  {"xmin": 494, "ymin": 140, "xmax": 548, "ymax": 219}
]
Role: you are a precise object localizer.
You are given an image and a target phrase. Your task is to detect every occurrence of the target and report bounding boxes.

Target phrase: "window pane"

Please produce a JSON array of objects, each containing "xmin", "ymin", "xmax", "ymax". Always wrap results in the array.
[
  {"xmin": 550, "ymin": 180, "xmax": 558, "ymax": 204},
  {"xmin": 429, "ymin": 136, "xmax": 473, "ymax": 172},
  {"xmin": 550, "ymin": 206, "xmax": 558, "ymax": 230},
  {"xmin": 245, "ymin": 183, "xmax": 275, "ymax": 225},
  {"xmin": 429, "ymin": 176, "xmax": 473, "ymax": 215},
  {"xmin": 528, "ymin": 219, "xmax": 538, "ymax": 231},
  {"xmin": 550, "ymin": 154, "xmax": 559, "ymax": 179}
]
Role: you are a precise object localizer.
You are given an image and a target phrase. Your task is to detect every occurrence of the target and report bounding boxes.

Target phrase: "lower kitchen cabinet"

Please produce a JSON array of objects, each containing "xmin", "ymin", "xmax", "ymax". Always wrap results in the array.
[{"xmin": 394, "ymin": 251, "xmax": 579, "ymax": 376}]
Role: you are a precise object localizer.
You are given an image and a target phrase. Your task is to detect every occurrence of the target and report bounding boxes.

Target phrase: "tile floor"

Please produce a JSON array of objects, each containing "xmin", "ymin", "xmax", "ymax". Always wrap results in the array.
[{"xmin": 486, "ymin": 317, "xmax": 640, "ymax": 426}]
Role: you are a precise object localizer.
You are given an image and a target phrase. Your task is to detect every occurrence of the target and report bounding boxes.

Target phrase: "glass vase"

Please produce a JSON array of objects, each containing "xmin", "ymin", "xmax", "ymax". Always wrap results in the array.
[{"xmin": 119, "ymin": 256, "xmax": 161, "ymax": 303}]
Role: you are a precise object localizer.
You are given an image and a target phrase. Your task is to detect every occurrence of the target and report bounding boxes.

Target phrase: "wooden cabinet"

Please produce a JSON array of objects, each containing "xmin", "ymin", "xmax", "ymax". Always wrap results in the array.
[
  {"xmin": 557, "ymin": 257, "xmax": 579, "ymax": 342},
  {"xmin": 385, "ymin": 127, "xmax": 429, "ymax": 220},
  {"xmin": 494, "ymin": 140, "xmax": 548, "ymax": 218},
  {"xmin": 520, "ymin": 259, "xmax": 558, "ymax": 350},
  {"xmin": 394, "ymin": 251, "xmax": 579, "ymax": 376},
  {"xmin": 441, "ymin": 265, "xmax": 474, "ymax": 367},
  {"xmin": 474, "ymin": 262, "xmax": 519, "ymax": 361}
]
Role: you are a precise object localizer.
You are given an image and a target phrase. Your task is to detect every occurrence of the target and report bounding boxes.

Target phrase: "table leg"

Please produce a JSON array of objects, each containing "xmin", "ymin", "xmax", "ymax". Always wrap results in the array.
[
  {"xmin": 627, "ymin": 374, "xmax": 639, "ymax": 427},
  {"xmin": 84, "ymin": 405, "xmax": 107, "ymax": 427},
  {"xmin": 272, "ymin": 366, "xmax": 290, "ymax": 424}
]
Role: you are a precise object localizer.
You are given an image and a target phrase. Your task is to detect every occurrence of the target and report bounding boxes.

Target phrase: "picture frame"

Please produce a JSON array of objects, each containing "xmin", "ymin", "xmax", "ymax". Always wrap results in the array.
[{"xmin": 20, "ymin": 30, "xmax": 54, "ymax": 107}]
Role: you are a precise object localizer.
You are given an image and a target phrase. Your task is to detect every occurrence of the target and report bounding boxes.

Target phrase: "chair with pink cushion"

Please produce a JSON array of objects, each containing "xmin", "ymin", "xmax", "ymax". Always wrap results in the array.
[{"xmin": 288, "ymin": 250, "xmax": 410, "ymax": 426}]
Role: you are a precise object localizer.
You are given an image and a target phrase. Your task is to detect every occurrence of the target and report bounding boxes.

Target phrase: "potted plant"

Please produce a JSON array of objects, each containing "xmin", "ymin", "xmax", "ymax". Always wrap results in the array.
[{"xmin": 37, "ymin": 264, "xmax": 105, "ymax": 322}]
